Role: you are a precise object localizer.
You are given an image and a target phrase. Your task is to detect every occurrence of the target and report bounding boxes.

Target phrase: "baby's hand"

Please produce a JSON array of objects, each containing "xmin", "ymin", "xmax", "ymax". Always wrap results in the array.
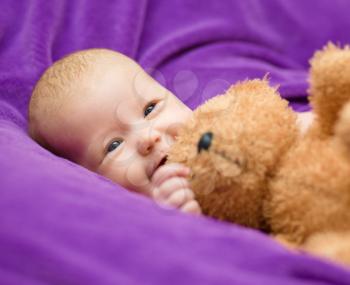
[{"xmin": 151, "ymin": 163, "xmax": 201, "ymax": 215}]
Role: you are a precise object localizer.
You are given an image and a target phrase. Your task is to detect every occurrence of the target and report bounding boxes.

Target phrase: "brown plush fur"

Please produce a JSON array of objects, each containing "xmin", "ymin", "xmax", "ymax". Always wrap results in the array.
[{"xmin": 167, "ymin": 43, "xmax": 350, "ymax": 266}]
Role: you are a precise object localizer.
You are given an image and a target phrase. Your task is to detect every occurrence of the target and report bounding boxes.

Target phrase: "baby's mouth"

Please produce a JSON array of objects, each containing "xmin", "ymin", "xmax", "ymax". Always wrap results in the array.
[
  {"xmin": 156, "ymin": 155, "xmax": 168, "ymax": 170},
  {"xmin": 148, "ymin": 155, "xmax": 168, "ymax": 180}
]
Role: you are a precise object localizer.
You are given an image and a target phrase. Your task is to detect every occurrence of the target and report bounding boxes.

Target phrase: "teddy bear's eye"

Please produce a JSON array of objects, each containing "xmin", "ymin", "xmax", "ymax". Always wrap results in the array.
[{"xmin": 197, "ymin": 131, "xmax": 213, "ymax": 153}]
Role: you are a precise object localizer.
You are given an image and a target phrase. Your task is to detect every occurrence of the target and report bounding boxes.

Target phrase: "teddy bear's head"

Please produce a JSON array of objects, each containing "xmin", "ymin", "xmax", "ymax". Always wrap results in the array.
[{"xmin": 168, "ymin": 79, "xmax": 298, "ymax": 229}]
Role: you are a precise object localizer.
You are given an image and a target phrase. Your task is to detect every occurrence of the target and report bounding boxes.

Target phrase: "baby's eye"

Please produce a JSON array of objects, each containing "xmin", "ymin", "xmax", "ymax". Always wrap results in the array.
[
  {"xmin": 144, "ymin": 102, "xmax": 157, "ymax": 117},
  {"xmin": 107, "ymin": 139, "xmax": 123, "ymax": 153}
]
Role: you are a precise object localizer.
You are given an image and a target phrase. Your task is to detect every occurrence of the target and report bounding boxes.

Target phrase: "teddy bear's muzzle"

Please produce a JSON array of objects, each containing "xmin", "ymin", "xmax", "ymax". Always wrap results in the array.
[{"xmin": 196, "ymin": 131, "xmax": 246, "ymax": 179}]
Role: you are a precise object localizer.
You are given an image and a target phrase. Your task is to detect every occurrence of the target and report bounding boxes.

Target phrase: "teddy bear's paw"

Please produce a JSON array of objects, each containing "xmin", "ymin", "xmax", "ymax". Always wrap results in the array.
[
  {"xmin": 273, "ymin": 234, "xmax": 299, "ymax": 251},
  {"xmin": 335, "ymin": 101, "xmax": 350, "ymax": 150},
  {"xmin": 309, "ymin": 43, "xmax": 350, "ymax": 136},
  {"xmin": 303, "ymin": 231, "xmax": 350, "ymax": 267}
]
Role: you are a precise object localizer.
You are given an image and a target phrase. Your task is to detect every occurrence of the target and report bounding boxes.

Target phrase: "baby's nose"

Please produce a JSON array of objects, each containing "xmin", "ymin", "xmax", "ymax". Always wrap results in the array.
[{"xmin": 137, "ymin": 131, "xmax": 161, "ymax": 156}]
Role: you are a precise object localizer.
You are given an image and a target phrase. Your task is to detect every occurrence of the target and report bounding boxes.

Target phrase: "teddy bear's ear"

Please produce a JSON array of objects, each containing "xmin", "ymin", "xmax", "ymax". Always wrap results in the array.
[{"xmin": 226, "ymin": 78, "xmax": 274, "ymax": 95}]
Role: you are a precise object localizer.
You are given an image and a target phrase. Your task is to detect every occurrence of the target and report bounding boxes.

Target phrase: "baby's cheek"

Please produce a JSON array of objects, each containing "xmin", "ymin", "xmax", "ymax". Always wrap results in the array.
[
  {"xmin": 171, "ymin": 111, "xmax": 192, "ymax": 137},
  {"xmin": 167, "ymin": 122, "xmax": 185, "ymax": 139},
  {"xmin": 125, "ymin": 163, "xmax": 150, "ymax": 190},
  {"xmin": 100, "ymin": 159, "xmax": 151, "ymax": 195}
]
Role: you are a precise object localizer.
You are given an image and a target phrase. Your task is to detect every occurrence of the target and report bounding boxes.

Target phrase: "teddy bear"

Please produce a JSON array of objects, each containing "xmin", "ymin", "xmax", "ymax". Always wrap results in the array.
[{"xmin": 167, "ymin": 43, "xmax": 350, "ymax": 266}]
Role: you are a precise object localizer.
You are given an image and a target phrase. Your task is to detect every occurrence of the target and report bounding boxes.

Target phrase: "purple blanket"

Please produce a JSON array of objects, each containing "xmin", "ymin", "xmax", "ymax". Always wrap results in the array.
[{"xmin": 1, "ymin": 1, "xmax": 350, "ymax": 284}]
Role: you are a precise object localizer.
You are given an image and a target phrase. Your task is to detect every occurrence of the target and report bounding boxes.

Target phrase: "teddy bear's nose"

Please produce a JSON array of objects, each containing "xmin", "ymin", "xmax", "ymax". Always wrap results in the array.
[{"xmin": 197, "ymin": 131, "xmax": 213, "ymax": 153}]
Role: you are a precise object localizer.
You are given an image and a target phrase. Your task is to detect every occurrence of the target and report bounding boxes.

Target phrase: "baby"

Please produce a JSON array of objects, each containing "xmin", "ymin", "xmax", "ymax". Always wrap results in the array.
[
  {"xmin": 28, "ymin": 48, "xmax": 313, "ymax": 215},
  {"xmin": 28, "ymin": 49, "xmax": 201, "ymax": 215}
]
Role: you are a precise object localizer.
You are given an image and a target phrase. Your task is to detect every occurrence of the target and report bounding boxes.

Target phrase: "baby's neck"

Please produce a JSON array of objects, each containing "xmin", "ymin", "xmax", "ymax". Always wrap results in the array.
[{"xmin": 296, "ymin": 111, "xmax": 314, "ymax": 135}]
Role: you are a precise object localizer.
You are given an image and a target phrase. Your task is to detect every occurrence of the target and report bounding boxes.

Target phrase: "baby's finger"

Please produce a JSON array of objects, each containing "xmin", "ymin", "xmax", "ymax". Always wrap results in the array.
[
  {"xmin": 180, "ymin": 200, "xmax": 202, "ymax": 215},
  {"xmin": 153, "ymin": 177, "xmax": 189, "ymax": 201},
  {"xmin": 152, "ymin": 163, "xmax": 190, "ymax": 187},
  {"xmin": 163, "ymin": 188, "xmax": 194, "ymax": 208}
]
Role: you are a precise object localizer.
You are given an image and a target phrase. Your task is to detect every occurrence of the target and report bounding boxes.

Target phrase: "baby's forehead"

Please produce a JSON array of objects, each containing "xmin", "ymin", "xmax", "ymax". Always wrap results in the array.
[
  {"xmin": 39, "ymin": 49, "xmax": 163, "ymax": 119},
  {"xmin": 47, "ymin": 49, "xmax": 133, "ymax": 81}
]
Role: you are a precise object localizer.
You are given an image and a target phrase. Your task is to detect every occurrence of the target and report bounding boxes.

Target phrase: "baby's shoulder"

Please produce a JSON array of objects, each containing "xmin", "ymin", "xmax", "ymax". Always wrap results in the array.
[{"xmin": 296, "ymin": 111, "xmax": 314, "ymax": 135}]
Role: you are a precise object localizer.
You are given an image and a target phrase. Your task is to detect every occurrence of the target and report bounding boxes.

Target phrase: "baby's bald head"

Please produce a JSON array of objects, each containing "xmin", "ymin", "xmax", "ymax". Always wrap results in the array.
[{"xmin": 28, "ymin": 49, "xmax": 129, "ymax": 157}]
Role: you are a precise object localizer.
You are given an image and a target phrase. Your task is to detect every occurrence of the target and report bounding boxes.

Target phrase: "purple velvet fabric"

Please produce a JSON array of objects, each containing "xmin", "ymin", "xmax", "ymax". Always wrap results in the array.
[{"xmin": 1, "ymin": 1, "xmax": 350, "ymax": 284}]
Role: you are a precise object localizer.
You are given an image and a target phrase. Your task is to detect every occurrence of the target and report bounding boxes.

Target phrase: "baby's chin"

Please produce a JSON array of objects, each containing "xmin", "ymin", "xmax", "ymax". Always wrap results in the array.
[{"xmin": 123, "ymin": 173, "xmax": 153, "ymax": 197}]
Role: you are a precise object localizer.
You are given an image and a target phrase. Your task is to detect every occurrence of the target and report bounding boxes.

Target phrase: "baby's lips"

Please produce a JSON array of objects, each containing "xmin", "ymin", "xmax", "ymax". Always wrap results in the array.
[
  {"xmin": 146, "ymin": 155, "xmax": 168, "ymax": 180},
  {"xmin": 146, "ymin": 160, "xmax": 157, "ymax": 180}
]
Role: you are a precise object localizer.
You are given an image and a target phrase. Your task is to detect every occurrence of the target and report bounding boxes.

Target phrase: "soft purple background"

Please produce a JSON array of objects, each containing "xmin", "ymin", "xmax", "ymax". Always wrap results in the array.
[{"xmin": 1, "ymin": 1, "xmax": 350, "ymax": 284}]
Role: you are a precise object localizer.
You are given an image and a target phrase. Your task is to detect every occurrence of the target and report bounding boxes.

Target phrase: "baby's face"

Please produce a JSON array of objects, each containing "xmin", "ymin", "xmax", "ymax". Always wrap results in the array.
[{"xmin": 46, "ymin": 53, "xmax": 192, "ymax": 196}]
